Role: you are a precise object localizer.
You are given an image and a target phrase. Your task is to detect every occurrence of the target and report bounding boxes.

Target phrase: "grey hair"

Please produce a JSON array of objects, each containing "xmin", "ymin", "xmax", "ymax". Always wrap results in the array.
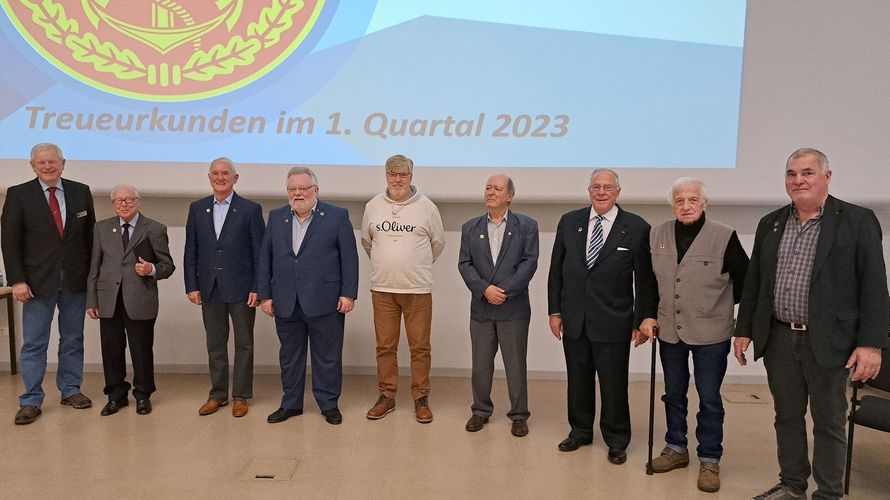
[
  {"xmin": 670, "ymin": 177, "xmax": 708, "ymax": 203},
  {"xmin": 786, "ymin": 148, "xmax": 830, "ymax": 173},
  {"xmin": 110, "ymin": 184, "xmax": 141, "ymax": 200},
  {"xmin": 31, "ymin": 143, "xmax": 64, "ymax": 161},
  {"xmin": 385, "ymin": 154, "xmax": 414, "ymax": 172},
  {"xmin": 210, "ymin": 157, "xmax": 237, "ymax": 175},
  {"xmin": 286, "ymin": 166, "xmax": 318, "ymax": 186},
  {"xmin": 589, "ymin": 168, "xmax": 620, "ymax": 187}
]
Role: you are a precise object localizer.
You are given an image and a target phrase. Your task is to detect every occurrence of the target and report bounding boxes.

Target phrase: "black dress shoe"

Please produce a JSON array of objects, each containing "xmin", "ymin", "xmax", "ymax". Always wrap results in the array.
[
  {"xmin": 511, "ymin": 419, "xmax": 529, "ymax": 437},
  {"xmin": 322, "ymin": 408, "xmax": 342, "ymax": 425},
  {"xmin": 465, "ymin": 415, "xmax": 488, "ymax": 432},
  {"xmin": 558, "ymin": 436, "xmax": 593, "ymax": 452},
  {"xmin": 100, "ymin": 400, "xmax": 129, "ymax": 416},
  {"xmin": 136, "ymin": 399, "xmax": 152, "ymax": 415},
  {"xmin": 607, "ymin": 448, "xmax": 627, "ymax": 464},
  {"xmin": 267, "ymin": 408, "xmax": 303, "ymax": 423}
]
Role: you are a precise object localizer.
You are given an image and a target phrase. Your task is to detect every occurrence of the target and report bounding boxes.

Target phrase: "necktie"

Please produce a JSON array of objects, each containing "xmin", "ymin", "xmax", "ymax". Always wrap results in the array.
[
  {"xmin": 586, "ymin": 215, "xmax": 604, "ymax": 269},
  {"xmin": 121, "ymin": 223, "xmax": 130, "ymax": 250},
  {"xmin": 47, "ymin": 186, "xmax": 64, "ymax": 237}
]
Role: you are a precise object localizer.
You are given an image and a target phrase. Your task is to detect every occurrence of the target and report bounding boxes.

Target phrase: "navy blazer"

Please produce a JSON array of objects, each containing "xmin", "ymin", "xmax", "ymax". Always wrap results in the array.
[
  {"xmin": 735, "ymin": 195, "xmax": 889, "ymax": 367},
  {"xmin": 1, "ymin": 178, "xmax": 95, "ymax": 297},
  {"xmin": 183, "ymin": 192, "xmax": 265, "ymax": 303},
  {"xmin": 547, "ymin": 205, "xmax": 658, "ymax": 342},
  {"xmin": 458, "ymin": 210, "xmax": 539, "ymax": 321},
  {"xmin": 257, "ymin": 201, "xmax": 359, "ymax": 318}
]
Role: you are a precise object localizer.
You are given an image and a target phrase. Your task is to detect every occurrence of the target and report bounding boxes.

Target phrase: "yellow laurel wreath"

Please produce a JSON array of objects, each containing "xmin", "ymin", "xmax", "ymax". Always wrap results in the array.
[{"xmin": 18, "ymin": 0, "xmax": 306, "ymax": 85}]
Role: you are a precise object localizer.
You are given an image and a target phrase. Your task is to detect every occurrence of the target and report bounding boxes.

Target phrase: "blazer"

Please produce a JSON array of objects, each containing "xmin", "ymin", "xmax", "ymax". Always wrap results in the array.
[
  {"xmin": 86, "ymin": 214, "xmax": 175, "ymax": 320},
  {"xmin": 1, "ymin": 178, "xmax": 95, "ymax": 297},
  {"xmin": 735, "ymin": 195, "xmax": 888, "ymax": 368},
  {"xmin": 256, "ymin": 201, "xmax": 359, "ymax": 319},
  {"xmin": 458, "ymin": 210, "xmax": 539, "ymax": 321},
  {"xmin": 183, "ymin": 192, "xmax": 265, "ymax": 303},
  {"xmin": 547, "ymin": 205, "xmax": 658, "ymax": 342}
]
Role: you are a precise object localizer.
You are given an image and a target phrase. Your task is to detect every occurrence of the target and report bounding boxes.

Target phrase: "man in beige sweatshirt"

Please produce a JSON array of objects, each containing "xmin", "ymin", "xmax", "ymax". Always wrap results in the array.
[{"xmin": 360, "ymin": 155, "xmax": 445, "ymax": 423}]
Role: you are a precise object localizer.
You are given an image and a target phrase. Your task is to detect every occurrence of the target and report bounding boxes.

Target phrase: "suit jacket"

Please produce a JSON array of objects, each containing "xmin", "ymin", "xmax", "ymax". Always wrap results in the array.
[
  {"xmin": 1, "ymin": 178, "xmax": 95, "ymax": 297},
  {"xmin": 183, "ymin": 192, "xmax": 265, "ymax": 303},
  {"xmin": 86, "ymin": 214, "xmax": 175, "ymax": 320},
  {"xmin": 458, "ymin": 210, "xmax": 539, "ymax": 321},
  {"xmin": 256, "ymin": 201, "xmax": 359, "ymax": 319},
  {"xmin": 548, "ymin": 205, "xmax": 657, "ymax": 342},
  {"xmin": 735, "ymin": 195, "xmax": 888, "ymax": 367}
]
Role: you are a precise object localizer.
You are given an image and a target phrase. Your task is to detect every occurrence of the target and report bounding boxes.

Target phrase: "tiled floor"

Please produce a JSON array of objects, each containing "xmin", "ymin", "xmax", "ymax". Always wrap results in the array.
[{"xmin": 1, "ymin": 372, "xmax": 888, "ymax": 499}]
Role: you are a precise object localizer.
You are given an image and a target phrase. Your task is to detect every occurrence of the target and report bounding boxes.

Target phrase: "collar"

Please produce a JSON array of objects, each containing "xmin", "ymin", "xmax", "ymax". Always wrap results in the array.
[
  {"xmin": 39, "ymin": 178, "xmax": 63, "ymax": 192},
  {"xmin": 119, "ymin": 212, "xmax": 139, "ymax": 227},
  {"xmin": 487, "ymin": 209, "xmax": 509, "ymax": 224},
  {"xmin": 292, "ymin": 201, "xmax": 319, "ymax": 219},
  {"xmin": 214, "ymin": 192, "xmax": 234, "ymax": 205},
  {"xmin": 590, "ymin": 204, "xmax": 618, "ymax": 222},
  {"xmin": 790, "ymin": 202, "xmax": 824, "ymax": 222}
]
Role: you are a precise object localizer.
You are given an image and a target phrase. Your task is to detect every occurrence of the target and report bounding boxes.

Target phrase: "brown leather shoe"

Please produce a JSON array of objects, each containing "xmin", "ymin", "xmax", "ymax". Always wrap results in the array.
[
  {"xmin": 60, "ymin": 393, "xmax": 92, "ymax": 409},
  {"xmin": 14, "ymin": 406, "xmax": 41, "ymax": 425},
  {"xmin": 198, "ymin": 399, "xmax": 228, "ymax": 416},
  {"xmin": 651, "ymin": 446, "xmax": 690, "ymax": 473},
  {"xmin": 366, "ymin": 395, "xmax": 395, "ymax": 420},
  {"xmin": 511, "ymin": 419, "xmax": 529, "ymax": 437},
  {"xmin": 232, "ymin": 398, "xmax": 248, "ymax": 418},
  {"xmin": 414, "ymin": 396, "xmax": 433, "ymax": 423},
  {"xmin": 697, "ymin": 463, "xmax": 720, "ymax": 493}
]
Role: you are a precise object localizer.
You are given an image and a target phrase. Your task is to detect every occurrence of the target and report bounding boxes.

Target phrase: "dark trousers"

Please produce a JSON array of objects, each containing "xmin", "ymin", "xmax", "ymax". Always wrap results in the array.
[
  {"xmin": 99, "ymin": 291, "xmax": 156, "ymax": 402},
  {"xmin": 470, "ymin": 318, "xmax": 530, "ymax": 421},
  {"xmin": 660, "ymin": 339, "xmax": 730, "ymax": 461},
  {"xmin": 764, "ymin": 320, "xmax": 849, "ymax": 499},
  {"xmin": 201, "ymin": 286, "xmax": 255, "ymax": 401},
  {"xmin": 563, "ymin": 334, "xmax": 631, "ymax": 449},
  {"xmin": 275, "ymin": 297, "xmax": 344, "ymax": 412}
]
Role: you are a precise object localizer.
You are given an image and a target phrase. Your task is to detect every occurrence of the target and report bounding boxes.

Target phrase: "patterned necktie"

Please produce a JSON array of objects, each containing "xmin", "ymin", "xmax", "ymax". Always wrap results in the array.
[
  {"xmin": 586, "ymin": 215, "xmax": 604, "ymax": 269},
  {"xmin": 47, "ymin": 186, "xmax": 64, "ymax": 237},
  {"xmin": 121, "ymin": 223, "xmax": 130, "ymax": 250}
]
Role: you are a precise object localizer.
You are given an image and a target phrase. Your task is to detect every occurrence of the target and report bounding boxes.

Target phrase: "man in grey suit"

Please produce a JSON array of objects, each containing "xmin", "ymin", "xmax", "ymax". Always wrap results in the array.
[
  {"xmin": 184, "ymin": 157, "xmax": 265, "ymax": 418},
  {"xmin": 86, "ymin": 185, "xmax": 175, "ymax": 416},
  {"xmin": 458, "ymin": 175, "xmax": 539, "ymax": 437},
  {"xmin": 734, "ymin": 148, "xmax": 888, "ymax": 499}
]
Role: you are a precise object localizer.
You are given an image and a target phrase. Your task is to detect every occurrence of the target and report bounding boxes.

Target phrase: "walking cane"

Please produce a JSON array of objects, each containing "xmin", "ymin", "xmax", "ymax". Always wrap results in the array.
[{"xmin": 646, "ymin": 325, "xmax": 659, "ymax": 475}]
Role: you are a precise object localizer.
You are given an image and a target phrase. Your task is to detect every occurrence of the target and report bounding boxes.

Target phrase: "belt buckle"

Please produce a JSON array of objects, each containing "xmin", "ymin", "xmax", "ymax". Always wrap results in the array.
[{"xmin": 790, "ymin": 322, "xmax": 807, "ymax": 331}]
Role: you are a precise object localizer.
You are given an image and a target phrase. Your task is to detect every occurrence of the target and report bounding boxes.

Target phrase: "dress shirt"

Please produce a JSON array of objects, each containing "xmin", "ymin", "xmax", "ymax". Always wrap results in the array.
[
  {"xmin": 212, "ymin": 192, "xmax": 233, "ymax": 239},
  {"xmin": 291, "ymin": 202, "xmax": 318, "ymax": 255},
  {"xmin": 487, "ymin": 211, "xmax": 508, "ymax": 265},
  {"xmin": 588, "ymin": 204, "xmax": 618, "ymax": 249},
  {"xmin": 38, "ymin": 179, "xmax": 66, "ymax": 229}
]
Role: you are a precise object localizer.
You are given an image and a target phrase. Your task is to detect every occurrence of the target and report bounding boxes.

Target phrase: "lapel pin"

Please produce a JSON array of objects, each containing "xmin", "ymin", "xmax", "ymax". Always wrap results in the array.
[
  {"xmin": 659, "ymin": 243, "xmax": 665, "ymax": 249},
  {"xmin": 479, "ymin": 234, "xmax": 485, "ymax": 239},
  {"xmin": 507, "ymin": 231, "xmax": 512, "ymax": 236},
  {"xmin": 773, "ymin": 228, "xmax": 778, "ymax": 232},
  {"xmin": 621, "ymin": 229, "xmax": 626, "ymax": 234},
  {"xmin": 319, "ymin": 211, "xmax": 325, "ymax": 216},
  {"xmin": 112, "ymin": 227, "xmax": 117, "ymax": 233},
  {"xmin": 232, "ymin": 208, "xmax": 237, "ymax": 213},
  {"xmin": 284, "ymin": 218, "xmax": 289, "ymax": 223},
  {"xmin": 206, "ymin": 208, "xmax": 211, "ymax": 213},
  {"xmin": 577, "ymin": 227, "xmax": 583, "ymax": 232}
]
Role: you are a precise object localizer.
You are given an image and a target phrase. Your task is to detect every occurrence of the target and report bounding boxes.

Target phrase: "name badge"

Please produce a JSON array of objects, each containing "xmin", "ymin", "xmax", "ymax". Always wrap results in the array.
[{"xmin": 76, "ymin": 210, "xmax": 88, "ymax": 218}]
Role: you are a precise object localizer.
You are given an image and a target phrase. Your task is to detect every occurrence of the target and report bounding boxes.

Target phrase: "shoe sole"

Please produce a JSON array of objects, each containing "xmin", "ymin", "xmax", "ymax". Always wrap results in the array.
[
  {"xmin": 697, "ymin": 484, "xmax": 719, "ymax": 493},
  {"xmin": 416, "ymin": 416, "xmax": 433, "ymax": 424},
  {"xmin": 652, "ymin": 460, "xmax": 690, "ymax": 473},
  {"xmin": 366, "ymin": 407, "xmax": 395, "ymax": 420}
]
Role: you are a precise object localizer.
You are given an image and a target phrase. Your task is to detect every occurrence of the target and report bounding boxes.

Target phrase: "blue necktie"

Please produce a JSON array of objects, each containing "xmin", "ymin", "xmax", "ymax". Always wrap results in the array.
[{"xmin": 586, "ymin": 215, "xmax": 604, "ymax": 269}]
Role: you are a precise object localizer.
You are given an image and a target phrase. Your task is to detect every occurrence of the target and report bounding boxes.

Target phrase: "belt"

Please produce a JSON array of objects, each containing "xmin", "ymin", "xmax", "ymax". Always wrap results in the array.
[{"xmin": 777, "ymin": 320, "xmax": 808, "ymax": 332}]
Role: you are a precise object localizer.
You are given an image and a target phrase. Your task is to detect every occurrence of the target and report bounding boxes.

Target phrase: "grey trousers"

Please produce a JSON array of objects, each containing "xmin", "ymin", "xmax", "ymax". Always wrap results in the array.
[
  {"xmin": 763, "ymin": 320, "xmax": 849, "ymax": 499},
  {"xmin": 469, "ymin": 318, "xmax": 530, "ymax": 421},
  {"xmin": 202, "ymin": 289, "xmax": 256, "ymax": 401}
]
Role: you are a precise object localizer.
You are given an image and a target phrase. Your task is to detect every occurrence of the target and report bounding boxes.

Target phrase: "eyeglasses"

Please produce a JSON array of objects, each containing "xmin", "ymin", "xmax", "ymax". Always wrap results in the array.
[
  {"xmin": 387, "ymin": 171, "xmax": 411, "ymax": 179},
  {"xmin": 287, "ymin": 185, "xmax": 316, "ymax": 194},
  {"xmin": 111, "ymin": 197, "xmax": 138, "ymax": 206},
  {"xmin": 589, "ymin": 184, "xmax": 617, "ymax": 193}
]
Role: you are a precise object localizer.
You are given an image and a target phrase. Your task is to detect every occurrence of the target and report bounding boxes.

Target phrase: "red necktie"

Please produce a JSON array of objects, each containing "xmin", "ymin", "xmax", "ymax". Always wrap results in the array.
[{"xmin": 48, "ymin": 186, "xmax": 64, "ymax": 238}]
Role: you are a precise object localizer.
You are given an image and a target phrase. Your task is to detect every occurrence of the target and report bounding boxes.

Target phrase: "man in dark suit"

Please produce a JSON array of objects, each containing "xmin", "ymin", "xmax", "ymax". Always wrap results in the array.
[
  {"xmin": 547, "ymin": 168, "xmax": 657, "ymax": 464},
  {"xmin": 1, "ymin": 143, "xmax": 95, "ymax": 425},
  {"xmin": 257, "ymin": 166, "xmax": 359, "ymax": 425},
  {"xmin": 458, "ymin": 175, "xmax": 539, "ymax": 437},
  {"xmin": 86, "ymin": 185, "xmax": 175, "ymax": 416},
  {"xmin": 184, "ymin": 157, "xmax": 264, "ymax": 418},
  {"xmin": 734, "ymin": 148, "xmax": 888, "ymax": 499}
]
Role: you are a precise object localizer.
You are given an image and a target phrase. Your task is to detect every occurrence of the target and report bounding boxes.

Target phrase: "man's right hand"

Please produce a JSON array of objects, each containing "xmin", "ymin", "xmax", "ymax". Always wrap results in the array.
[
  {"xmin": 483, "ymin": 285, "xmax": 507, "ymax": 305},
  {"xmin": 11, "ymin": 282, "xmax": 33, "ymax": 304},
  {"xmin": 187, "ymin": 291, "xmax": 202, "ymax": 305},
  {"xmin": 86, "ymin": 308, "xmax": 99, "ymax": 320},
  {"xmin": 733, "ymin": 337, "xmax": 751, "ymax": 366},
  {"xmin": 549, "ymin": 315, "xmax": 563, "ymax": 340},
  {"xmin": 260, "ymin": 299, "xmax": 274, "ymax": 317}
]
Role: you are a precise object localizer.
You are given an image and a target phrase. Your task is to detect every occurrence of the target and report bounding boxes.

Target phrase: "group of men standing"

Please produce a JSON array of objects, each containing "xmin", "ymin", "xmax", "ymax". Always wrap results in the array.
[{"xmin": 2, "ymin": 144, "xmax": 886, "ymax": 499}]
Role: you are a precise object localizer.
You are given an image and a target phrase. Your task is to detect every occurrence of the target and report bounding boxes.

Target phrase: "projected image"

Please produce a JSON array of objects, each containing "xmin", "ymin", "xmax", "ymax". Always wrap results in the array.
[{"xmin": 0, "ymin": 0, "xmax": 747, "ymax": 168}]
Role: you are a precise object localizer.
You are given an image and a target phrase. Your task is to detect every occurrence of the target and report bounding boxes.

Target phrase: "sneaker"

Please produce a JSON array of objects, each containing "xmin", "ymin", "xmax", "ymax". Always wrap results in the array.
[
  {"xmin": 414, "ymin": 396, "xmax": 433, "ymax": 423},
  {"xmin": 14, "ymin": 406, "xmax": 41, "ymax": 425},
  {"xmin": 650, "ymin": 446, "xmax": 690, "ymax": 473},
  {"xmin": 753, "ymin": 483, "xmax": 806, "ymax": 500},
  {"xmin": 697, "ymin": 463, "xmax": 720, "ymax": 493},
  {"xmin": 60, "ymin": 393, "xmax": 92, "ymax": 409},
  {"xmin": 366, "ymin": 395, "xmax": 395, "ymax": 420}
]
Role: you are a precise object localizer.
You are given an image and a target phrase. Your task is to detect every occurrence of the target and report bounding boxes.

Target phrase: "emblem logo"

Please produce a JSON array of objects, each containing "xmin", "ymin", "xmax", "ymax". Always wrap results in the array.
[{"xmin": 2, "ymin": 0, "xmax": 326, "ymax": 101}]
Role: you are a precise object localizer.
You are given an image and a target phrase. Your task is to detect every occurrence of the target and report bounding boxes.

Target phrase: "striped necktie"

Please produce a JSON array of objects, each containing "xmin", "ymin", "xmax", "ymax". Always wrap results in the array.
[{"xmin": 586, "ymin": 215, "xmax": 604, "ymax": 269}]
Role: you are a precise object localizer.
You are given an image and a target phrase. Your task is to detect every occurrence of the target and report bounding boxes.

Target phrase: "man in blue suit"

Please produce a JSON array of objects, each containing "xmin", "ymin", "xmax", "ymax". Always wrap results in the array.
[
  {"xmin": 184, "ymin": 157, "xmax": 265, "ymax": 418},
  {"xmin": 257, "ymin": 166, "xmax": 359, "ymax": 425},
  {"xmin": 458, "ymin": 175, "xmax": 538, "ymax": 437}
]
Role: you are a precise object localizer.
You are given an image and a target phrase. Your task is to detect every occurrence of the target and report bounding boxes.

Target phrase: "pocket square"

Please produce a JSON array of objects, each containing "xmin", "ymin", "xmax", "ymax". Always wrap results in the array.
[
  {"xmin": 617, "ymin": 247, "xmax": 630, "ymax": 251},
  {"xmin": 76, "ymin": 210, "xmax": 88, "ymax": 218}
]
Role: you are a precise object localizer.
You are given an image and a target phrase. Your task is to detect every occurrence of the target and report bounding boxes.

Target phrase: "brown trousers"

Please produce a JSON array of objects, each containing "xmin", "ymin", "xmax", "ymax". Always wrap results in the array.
[{"xmin": 371, "ymin": 291, "xmax": 432, "ymax": 400}]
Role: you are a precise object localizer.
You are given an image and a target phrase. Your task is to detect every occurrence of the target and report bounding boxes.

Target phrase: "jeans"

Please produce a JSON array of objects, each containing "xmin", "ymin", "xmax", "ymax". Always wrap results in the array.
[
  {"xmin": 19, "ymin": 277, "xmax": 86, "ymax": 407},
  {"xmin": 659, "ymin": 338, "xmax": 730, "ymax": 462}
]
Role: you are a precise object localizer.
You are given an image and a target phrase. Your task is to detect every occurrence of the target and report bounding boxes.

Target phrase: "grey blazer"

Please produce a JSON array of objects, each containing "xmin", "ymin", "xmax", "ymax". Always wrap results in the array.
[{"xmin": 86, "ymin": 214, "xmax": 175, "ymax": 320}]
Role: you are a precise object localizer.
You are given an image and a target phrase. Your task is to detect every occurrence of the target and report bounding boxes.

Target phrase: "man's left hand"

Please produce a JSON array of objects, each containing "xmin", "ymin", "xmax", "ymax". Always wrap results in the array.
[
  {"xmin": 337, "ymin": 296, "xmax": 354, "ymax": 313},
  {"xmin": 846, "ymin": 347, "xmax": 883, "ymax": 382}
]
